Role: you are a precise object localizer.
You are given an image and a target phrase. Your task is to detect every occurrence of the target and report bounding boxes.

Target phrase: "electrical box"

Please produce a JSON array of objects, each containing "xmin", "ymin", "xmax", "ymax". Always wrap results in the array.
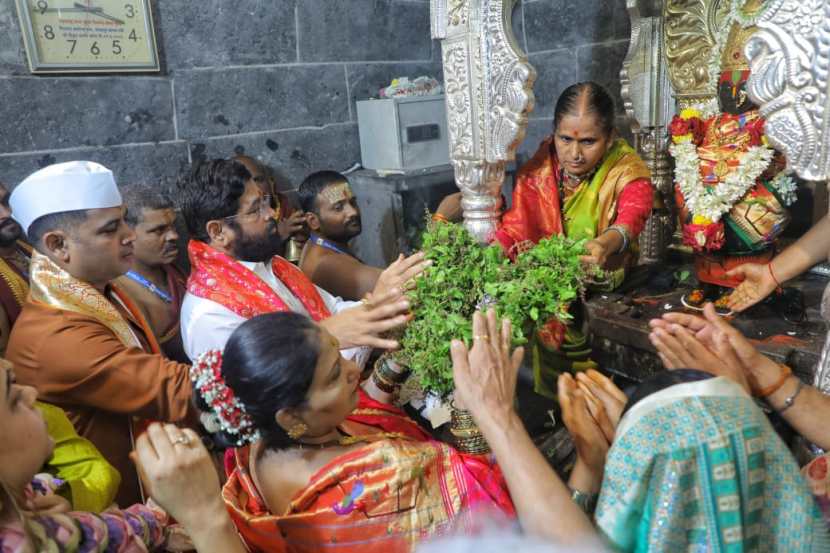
[{"xmin": 356, "ymin": 95, "xmax": 450, "ymax": 171}]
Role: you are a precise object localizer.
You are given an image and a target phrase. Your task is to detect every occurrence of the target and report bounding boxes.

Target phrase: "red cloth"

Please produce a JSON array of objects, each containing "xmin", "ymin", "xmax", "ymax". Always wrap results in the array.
[
  {"xmin": 186, "ymin": 240, "xmax": 331, "ymax": 322},
  {"xmin": 494, "ymin": 137, "xmax": 653, "ymax": 255},
  {"xmin": 222, "ymin": 390, "xmax": 515, "ymax": 553},
  {"xmin": 613, "ymin": 179, "xmax": 654, "ymax": 237}
]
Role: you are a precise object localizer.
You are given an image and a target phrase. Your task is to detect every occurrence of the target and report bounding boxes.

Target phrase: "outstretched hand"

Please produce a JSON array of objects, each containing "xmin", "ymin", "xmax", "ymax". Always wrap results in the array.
[
  {"xmin": 321, "ymin": 288, "xmax": 411, "ymax": 350},
  {"xmin": 649, "ymin": 303, "xmax": 753, "ymax": 392},
  {"xmin": 373, "ymin": 252, "xmax": 432, "ymax": 299},
  {"xmin": 579, "ymin": 239, "xmax": 610, "ymax": 269},
  {"xmin": 725, "ymin": 262, "xmax": 778, "ymax": 312},
  {"xmin": 451, "ymin": 309, "xmax": 524, "ymax": 426}
]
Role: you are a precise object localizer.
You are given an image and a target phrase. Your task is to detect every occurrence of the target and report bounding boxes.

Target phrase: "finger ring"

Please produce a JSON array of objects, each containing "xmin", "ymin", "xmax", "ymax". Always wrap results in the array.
[
  {"xmin": 473, "ymin": 335, "xmax": 490, "ymax": 341},
  {"xmin": 173, "ymin": 435, "xmax": 191, "ymax": 446}
]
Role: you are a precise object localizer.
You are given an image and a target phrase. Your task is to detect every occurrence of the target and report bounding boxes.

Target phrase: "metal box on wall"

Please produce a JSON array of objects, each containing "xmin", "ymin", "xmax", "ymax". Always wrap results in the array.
[{"xmin": 356, "ymin": 95, "xmax": 450, "ymax": 171}]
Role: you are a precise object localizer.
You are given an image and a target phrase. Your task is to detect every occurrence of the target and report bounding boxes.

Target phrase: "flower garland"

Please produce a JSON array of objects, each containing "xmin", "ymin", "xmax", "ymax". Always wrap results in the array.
[
  {"xmin": 670, "ymin": 140, "xmax": 774, "ymax": 223},
  {"xmin": 191, "ymin": 350, "xmax": 261, "ymax": 447}
]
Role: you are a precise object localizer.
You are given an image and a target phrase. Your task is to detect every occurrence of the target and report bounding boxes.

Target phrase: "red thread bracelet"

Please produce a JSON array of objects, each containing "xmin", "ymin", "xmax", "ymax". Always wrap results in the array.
[{"xmin": 768, "ymin": 263, "xmax": 783, "ymax": 292}]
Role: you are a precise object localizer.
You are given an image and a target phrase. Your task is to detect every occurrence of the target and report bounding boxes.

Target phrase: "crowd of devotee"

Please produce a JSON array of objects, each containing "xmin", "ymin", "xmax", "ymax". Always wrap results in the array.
[{"xmin": 3, "ymin": 81, "xmax": 830, "ymax": 553}]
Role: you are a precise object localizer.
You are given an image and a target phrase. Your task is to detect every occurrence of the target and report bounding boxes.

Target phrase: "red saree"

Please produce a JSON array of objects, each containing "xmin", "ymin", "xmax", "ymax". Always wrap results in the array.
[{"xmin": 222, "ymin": 391, "xmax": 515, "ymax": 553}]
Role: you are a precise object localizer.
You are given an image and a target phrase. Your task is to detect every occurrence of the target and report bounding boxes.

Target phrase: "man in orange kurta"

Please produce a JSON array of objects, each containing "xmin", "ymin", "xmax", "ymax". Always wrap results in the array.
[{"xmin": 6, "ymin": 161, "xmax": 193, "ymax": 507}]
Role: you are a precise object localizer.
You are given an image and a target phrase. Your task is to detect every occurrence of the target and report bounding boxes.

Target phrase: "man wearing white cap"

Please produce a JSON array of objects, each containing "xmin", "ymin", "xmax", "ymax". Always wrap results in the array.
[{"xmin": 6, "ymin": 161, "xmax": 193, "ymax": 507}]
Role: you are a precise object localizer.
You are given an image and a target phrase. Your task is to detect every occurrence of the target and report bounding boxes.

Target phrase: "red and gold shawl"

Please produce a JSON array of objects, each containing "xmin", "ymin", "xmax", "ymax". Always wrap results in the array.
[
  {"xmin": 186, "ymin": 240, "xmax": 331, "ymax": 322},
  {"xmin": 494, "ymin": 137, "xmax": 651, "ymax": 256},
  {"xmin": 222, "ymin": 392, "xmax": 515, "ymax": 553}
]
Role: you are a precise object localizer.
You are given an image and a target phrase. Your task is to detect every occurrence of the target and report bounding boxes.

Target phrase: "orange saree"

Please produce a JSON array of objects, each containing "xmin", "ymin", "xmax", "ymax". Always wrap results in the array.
[{"xmin": 222, "ymin": 392, "xmax": 515, "ymax": 553}]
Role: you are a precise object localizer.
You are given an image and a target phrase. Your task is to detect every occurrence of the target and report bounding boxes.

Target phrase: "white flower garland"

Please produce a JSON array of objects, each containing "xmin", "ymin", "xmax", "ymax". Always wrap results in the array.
[{"xmin": 670, "ymin": 141, "xmax": 774, "ymax": 222}]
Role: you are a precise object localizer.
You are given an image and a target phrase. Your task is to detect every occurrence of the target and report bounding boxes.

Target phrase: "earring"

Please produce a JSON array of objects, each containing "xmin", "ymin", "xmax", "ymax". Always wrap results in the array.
[{"xmin": 287, "ymin": 423, "xmax": 308, "ymax": 440}]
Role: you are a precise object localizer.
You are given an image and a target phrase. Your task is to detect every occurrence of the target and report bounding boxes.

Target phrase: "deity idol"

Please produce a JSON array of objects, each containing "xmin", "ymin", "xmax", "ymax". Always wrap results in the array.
[{"xmin": 669, "ymin": 2, "xmax": 798, "ymax": 309}]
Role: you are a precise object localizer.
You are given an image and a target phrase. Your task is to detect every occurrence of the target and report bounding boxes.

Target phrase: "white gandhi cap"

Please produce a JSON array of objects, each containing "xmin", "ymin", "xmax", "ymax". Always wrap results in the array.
[{"xmin": 10, "ymin": 161, "xmax": 123, "ymax": 235}]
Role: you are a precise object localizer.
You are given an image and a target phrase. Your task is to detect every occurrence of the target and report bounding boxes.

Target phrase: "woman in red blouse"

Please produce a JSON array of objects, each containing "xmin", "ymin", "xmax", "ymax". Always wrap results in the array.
[{"xmin": 494, "ymin": 82, "xmax": 654, "ymax": 397}]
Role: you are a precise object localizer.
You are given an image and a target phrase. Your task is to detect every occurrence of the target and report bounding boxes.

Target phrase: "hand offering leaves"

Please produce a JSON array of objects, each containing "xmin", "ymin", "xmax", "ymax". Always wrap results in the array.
[{"xmin": 395, "ymin": 221, "xmax": 587, "ymax": 396}]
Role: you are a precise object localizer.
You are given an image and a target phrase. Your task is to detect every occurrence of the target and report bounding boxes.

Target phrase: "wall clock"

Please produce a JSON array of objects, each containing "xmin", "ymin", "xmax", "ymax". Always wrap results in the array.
[{"xmin": 14, "ymin": 0, "xmax": 160, "ymax": 73}]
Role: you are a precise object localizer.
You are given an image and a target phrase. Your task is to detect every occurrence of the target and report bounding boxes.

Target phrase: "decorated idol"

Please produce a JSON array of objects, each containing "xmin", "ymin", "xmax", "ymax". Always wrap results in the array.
[{"xmin": 668, "ymin": 0, "xmax": 798, "ymax": 308}]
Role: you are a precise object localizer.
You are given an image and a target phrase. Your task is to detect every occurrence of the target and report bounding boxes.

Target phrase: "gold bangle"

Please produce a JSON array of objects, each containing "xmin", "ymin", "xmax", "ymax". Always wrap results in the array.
[
  {"xmin": 371, "ymin": 371, "xmax": 398, "ymax": 394},
  {"xmin": 454, "ymin": 434, "xmax": 490, "ymax": 455},
  {"xmin": 374, "ymin": 357, "xmax": 409, "ymax": 384}
]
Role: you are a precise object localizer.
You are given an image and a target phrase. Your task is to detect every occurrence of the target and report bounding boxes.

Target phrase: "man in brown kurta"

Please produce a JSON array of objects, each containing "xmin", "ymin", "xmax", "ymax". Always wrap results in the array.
[{"xmin": 6, "ymin": 161, "xmax": 193, "ymax": 506}]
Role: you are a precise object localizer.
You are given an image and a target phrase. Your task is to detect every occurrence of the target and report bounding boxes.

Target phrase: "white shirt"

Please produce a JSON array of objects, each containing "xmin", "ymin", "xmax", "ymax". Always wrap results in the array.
[{"xmin": 180, "ymin": 258, "xmax": 369, "ymax": 365}]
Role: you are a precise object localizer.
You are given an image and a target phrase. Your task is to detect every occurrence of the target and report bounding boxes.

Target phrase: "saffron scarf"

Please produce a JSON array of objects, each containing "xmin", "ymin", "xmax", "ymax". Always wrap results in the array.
[
  {"xmin": 597, "ymin": 377, "xmax": 829, "ymax": 552},
  {"xmin": 28, "ymin": 251, "xmax": 158, "ymax": 352},
  {"xmin": 222, "ymin": 391, "xmax": 515, "ymax": 553},
  {"xmin": 186, "ymin": 240, "xmax": 331, "ymax": 322}
]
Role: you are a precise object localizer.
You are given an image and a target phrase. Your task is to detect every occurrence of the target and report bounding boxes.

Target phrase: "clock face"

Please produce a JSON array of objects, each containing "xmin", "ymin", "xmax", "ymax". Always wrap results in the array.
[{"xmin": 15, "ymin": 0, "xmax": 160, "ymax": 72}]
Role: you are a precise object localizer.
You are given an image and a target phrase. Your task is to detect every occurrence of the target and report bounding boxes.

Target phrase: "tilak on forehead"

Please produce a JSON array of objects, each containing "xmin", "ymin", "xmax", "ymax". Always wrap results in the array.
[{"xmin": 320, "ymin": 181, "xmax": 354, "ymax": 204}]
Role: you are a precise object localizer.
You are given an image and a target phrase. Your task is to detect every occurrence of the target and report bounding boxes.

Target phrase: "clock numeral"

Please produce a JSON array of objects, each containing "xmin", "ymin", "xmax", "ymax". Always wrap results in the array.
[
  {"xmin": 67, "ymin": 39, "xmax": 77, "ymax": 54},
  {"xmin": 124, "ymin": 4, "xmax": 135, "ymax": 18},
  {"xmin": 36, "ymin": 0, "xmax": 48, "ymax": 15},
  {"xmin": 128, "ymin": 29, "xmax": 138, "ymax": 42},
  {"xmin": 112, "ymin": 40, "xmax": 122, "ymax": 55},
  {"xmin": 90, "ymin": 41, "xmax": 100, "ymax": 55},
  {"xmin": 43, "ymin": 25, "xmax": 55, "ymax": 40}
]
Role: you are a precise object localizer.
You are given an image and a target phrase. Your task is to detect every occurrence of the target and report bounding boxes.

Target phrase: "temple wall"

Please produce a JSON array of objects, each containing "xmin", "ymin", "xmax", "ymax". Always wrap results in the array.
[
  {"xmin": 0, "ymin": 0, "xmax": 631, "ymax": 194},
  {"xmin": 517, "ymin": 0, "xmax": 633, "ymax": 159}
]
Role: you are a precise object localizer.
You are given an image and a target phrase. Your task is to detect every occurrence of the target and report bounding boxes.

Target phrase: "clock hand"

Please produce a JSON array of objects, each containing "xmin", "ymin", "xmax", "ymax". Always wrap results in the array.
[{"xmin": 72, "ymin": 2, "xmax": 125, "ymax": 24}]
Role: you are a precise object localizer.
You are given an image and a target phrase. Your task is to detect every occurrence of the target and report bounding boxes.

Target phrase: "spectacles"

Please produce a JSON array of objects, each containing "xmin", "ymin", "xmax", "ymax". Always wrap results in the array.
[{"xmin": 224, "ymin": 195, "xmax": 273, "ymax": 222}]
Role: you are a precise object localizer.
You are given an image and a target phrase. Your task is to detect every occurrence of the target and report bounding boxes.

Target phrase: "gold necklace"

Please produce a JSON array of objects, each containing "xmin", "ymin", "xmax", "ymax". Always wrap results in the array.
[{"xmin": 295, "ymin": 430, "xmax": 406, "ymax": 450}]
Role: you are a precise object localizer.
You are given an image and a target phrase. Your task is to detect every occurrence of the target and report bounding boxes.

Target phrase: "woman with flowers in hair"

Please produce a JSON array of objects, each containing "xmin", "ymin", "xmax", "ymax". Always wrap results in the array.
[{"xmin": 191, "ymin": 311, "xmax": 515, "ymax": 553}]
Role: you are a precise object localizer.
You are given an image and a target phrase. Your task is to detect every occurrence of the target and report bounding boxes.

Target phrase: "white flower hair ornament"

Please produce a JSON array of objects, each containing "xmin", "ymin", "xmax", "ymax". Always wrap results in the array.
[{"xmin": 191, "ymin": 350, "xmax": 261, "ymax": 447}]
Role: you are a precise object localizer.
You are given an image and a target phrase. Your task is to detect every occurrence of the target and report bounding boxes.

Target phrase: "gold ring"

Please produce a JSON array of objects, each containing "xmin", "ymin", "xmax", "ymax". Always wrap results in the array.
[
  {"xmin": 473, "ymin": 335, "xmax": 490, "ymax": 341},
  {"xmin": 173, "ymin": 435, "xmax": 191, "ymax": 446}
]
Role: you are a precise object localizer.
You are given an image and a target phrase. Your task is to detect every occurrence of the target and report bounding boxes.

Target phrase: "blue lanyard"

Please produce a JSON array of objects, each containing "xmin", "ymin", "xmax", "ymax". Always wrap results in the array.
[
  {"xmin": 309, "ymin": 233, "xmax": 352, "ymax": 257},
  {"xmin": 125, "ymin": 270, "xmax": 173, "ymax": 303}
]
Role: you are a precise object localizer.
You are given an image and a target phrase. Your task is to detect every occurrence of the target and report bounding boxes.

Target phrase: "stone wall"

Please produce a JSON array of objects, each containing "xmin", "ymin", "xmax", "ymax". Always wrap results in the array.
[
  {"xmin": 0, "ymin": 0, "xmax": 632, "ymax": 195},
  {"xmin": 516, "ymin": 0, "xmax": 633, "ymax": 160}
]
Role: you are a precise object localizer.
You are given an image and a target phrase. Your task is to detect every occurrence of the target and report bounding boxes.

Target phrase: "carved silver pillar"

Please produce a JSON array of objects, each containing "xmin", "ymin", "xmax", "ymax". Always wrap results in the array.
[
  {"xmin": 620, "ymin": 0, "xmax": 676, "ymax": 263},
  {"xmin": 745, "ymin": 0, "xmax": 830, "ymax": 398},
  {"xmin": 431, "ymin": 0, "xmax": 536, "ymax": 242}
]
